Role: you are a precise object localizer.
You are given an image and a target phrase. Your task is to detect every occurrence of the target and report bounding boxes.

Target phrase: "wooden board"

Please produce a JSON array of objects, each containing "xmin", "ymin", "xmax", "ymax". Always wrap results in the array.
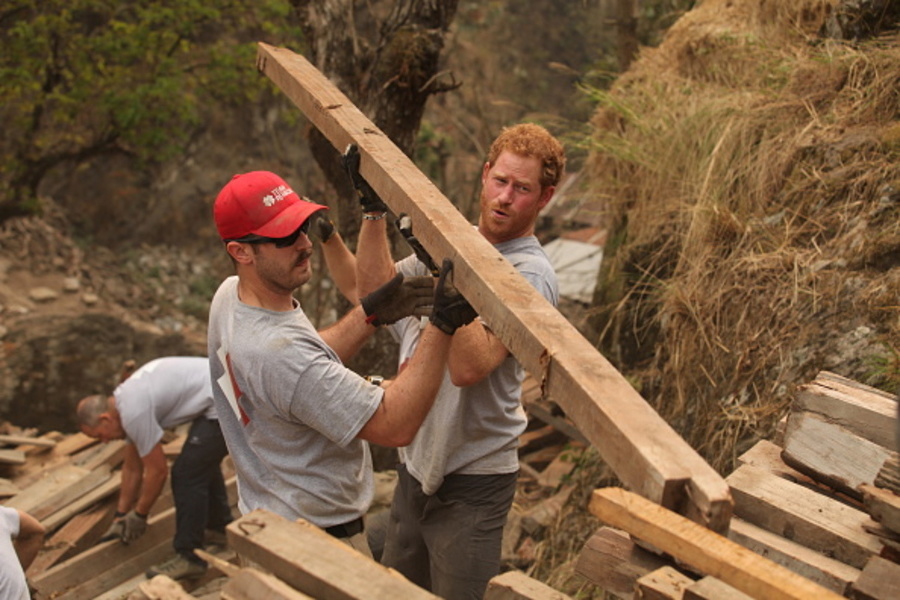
[
  {"xmin": 635, "ymin": 565, "xmax": 694, "ymax": 599},
  {"xmin": 255, "ymin": 42, "xmax": 732, "ymax": 533},
  {"xmin": 31, "ymin": 506, "xmax": 177, "ymax": 598},
  {"xmin": 794, "ymin": 372, "xmax": 897, "ymax": 449},
  {"xmin": 860, "ymin": 483, "xmax": 900, "ymax": 534},
  {"xmin": 726, "ymin": 518, "xmax": 859, "ymax": 595},
  {"xmin": 782, "ymin": 411, "xmax": 890, "ymax": 499},
  {"xmin": 0, "ymin": 433, "xmax": 58, "ymax": 448},
  {"xmin": 483, "ymin": 570, "xmax": 573, "ymax": 600},
  {"xmin": 589, "ymin": 487, "xmax": 845, "ymax": 600},
  {"xmin": 726, "ymin": 464, "xmax": 882, "ymax": 569},
  {"xmin": 227, "ymin": 509, "xmax": 440, "ymax": 600},
  {"xmin": 5, "ymin": 463, "xmax": 108, "ymax": 518},
  {"xmin": 848, "ymin": 555, "xmax": 900, "ymax": 600},
  {"xmin": 27, "ymin": 497, "xmax": 116, "ymax": 576},
  {"xmin": 575, "ymin": 527, "xmax": 672, "ymax": 599},
  {"xmin": 684, "ymin": 576, "xmax": 752, "ymax": 600},
  {"xmin": 222, "ymin": 569, "xmax": 315, "ymax": 600}
]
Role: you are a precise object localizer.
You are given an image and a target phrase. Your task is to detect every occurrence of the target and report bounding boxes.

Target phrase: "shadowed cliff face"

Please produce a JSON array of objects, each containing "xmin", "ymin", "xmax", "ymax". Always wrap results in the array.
[{"xmin": 1, "ymin": 313, "xmax": 201, "ymax": 433}]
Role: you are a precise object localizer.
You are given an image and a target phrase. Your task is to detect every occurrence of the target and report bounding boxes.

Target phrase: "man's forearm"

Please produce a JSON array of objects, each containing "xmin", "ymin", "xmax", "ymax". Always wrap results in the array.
[
  {"xmin": 319, "ymin": 304, "xmax": 376, "ymax": 362},
  {"xmin": 356, "ymin": 218, "xmax": 395, "ymax": 297}
]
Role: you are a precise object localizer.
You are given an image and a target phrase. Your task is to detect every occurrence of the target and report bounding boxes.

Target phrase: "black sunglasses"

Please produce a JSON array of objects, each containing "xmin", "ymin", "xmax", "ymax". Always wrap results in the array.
[{"xmin": 227, "ymin": 219, "xmax": 312, "ymax": 248}]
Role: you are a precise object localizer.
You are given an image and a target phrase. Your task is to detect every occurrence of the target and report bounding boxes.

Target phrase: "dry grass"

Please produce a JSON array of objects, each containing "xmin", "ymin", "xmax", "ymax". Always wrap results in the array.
[{"xmin": 534, "ymin": 2, "xmax": 899, "ymax": 594}]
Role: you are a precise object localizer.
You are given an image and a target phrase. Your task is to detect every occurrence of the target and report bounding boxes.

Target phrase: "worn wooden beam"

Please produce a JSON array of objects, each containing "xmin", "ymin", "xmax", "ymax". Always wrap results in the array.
[
  {"xmin": 635, "ymin": 565, "xmax": 694, "ymax": 600},
  {"xmin": 222, "ymin": 569, "xmax": 316, "ymax": 600},
  {"xmin": 782, "ymin": 411, "xmax": 891, "ymax": 500},
  {"xmin": 589, "ymin": 487, "xmax": 845, "ymax": 600},
  {"xmin": 255, "ymin": 41, "xmax": 732, "ymax": 533},
  {"xmin": 726, "ymin": 518, "xmax": 859, "ymax": 595},
  {"xmin": 483, "ymin": 570, "xmax": 573, "ymax": 600},
  {"xmin": 575, "ymin": 527, "xmax": 670, "ymax": 599},
  {"xmin": 227, "ymin": 509, "xmax": 440, "ymax": 600},
  {"xmin": 726, "ymin": 464, "xmax": 882, "ymax": 569},
  {"xmin": 794, "ymin": 371, "xmax": 897, "ymax": 449},
  {"xmin": 31, "ymin": 506, "xmax": 176, "ymax": 599}
]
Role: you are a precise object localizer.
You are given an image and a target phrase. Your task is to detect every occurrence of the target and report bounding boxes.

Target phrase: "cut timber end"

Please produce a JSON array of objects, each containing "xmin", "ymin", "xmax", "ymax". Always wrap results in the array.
[{"xmin": 256, "ymin": 41, "xmax": 731, "ymax": 532}]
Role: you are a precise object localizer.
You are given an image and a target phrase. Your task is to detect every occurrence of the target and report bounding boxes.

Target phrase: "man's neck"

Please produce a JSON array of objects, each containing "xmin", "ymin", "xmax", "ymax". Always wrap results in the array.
[{"xmin": 237, "ymin": 278, "xmax": 296, "ymax": 312}]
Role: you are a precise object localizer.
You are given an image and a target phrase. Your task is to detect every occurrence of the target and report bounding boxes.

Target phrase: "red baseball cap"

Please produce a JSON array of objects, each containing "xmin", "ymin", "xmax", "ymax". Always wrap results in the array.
[{"xmin": 214, "ymin": 171, "xmax": 328, "ymax": 240}]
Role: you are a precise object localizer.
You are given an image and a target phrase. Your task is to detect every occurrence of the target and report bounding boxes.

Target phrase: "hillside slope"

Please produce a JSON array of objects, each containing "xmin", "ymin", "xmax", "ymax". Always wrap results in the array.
[{"xmin": 584, "ymin": 0, "xmax": 899, "ymax": 473}]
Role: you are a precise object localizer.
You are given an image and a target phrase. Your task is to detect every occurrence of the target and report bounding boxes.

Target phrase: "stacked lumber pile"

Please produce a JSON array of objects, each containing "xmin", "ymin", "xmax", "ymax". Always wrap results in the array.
[
  {"xmin": 574, "ymin": 371, "xmax": 900, "ymax": 599},
  {"xmin": 1, "ymin": 389, "xmax": 583, "ymax": 600}
]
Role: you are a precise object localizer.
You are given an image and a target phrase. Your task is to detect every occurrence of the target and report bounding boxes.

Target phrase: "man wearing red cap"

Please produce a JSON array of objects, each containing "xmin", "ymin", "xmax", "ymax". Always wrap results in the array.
[{"xmin": 207, "ymin": 171, "xmax": 476, "ymax": 556}]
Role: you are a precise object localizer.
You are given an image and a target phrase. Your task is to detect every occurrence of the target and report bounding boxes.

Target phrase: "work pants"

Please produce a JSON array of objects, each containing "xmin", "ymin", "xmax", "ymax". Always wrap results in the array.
[
  {"xmin": 171, "ymin": 417, "xmax": 232, "ymax": 560},
  {"xmin": 381, "ymin": 464, "xmax": 517, "ymax": 600}
]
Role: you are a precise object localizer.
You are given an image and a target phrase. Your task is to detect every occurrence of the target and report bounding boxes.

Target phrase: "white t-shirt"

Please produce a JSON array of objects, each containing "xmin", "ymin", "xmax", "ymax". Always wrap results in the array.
[
  {"xmin": 207, "ymin": 276, "xmax": 381, "ymax": 528},
  {"xmin": 0, "ymin": 506, "xmax": 29, "ymax": 600},
  {"xmin": 113, "ymin": 356, "xmax": 216, "ymax": 457}
]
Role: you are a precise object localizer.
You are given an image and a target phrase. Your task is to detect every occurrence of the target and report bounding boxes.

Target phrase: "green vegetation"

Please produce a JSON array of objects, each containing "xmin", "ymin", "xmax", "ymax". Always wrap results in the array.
[{"xmin": 0, "ymin": 0, "xmax": 298, "ymax": 221}]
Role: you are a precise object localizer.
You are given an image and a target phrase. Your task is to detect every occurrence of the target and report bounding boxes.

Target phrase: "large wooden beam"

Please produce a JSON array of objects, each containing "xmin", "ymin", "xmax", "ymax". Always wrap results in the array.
[
  {"xmin": 255, "ymin": 42, "xmax": 732, "ymax": 532},
  {"xmin": 589, "ymin": 487, "xmax": 845, "ymax": 600},
  {"xmin": 226, "ymin": 509, "xmax": 439, "ymax": 600}
]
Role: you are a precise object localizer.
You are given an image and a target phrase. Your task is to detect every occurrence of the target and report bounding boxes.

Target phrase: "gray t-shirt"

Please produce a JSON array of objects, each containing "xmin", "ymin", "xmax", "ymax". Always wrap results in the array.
[
  {"xmin": 114, "ymin": 356, "xmax": 216, "ymax": 458},
  {"xmin": 0, "ymin": 506, "xmax": 28, "ymax": 600},
  {"xmin": 392, "ymin": 234, "xmax": 558, "ymax": 494},
  {"xmin": 207, "ymin": 276, "xmax": 381, "ymax": 528}
]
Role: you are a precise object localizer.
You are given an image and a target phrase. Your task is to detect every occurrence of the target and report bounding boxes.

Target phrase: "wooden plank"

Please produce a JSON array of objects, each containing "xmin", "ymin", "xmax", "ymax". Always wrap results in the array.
[
  {"xmin": 736, "ymin": 440, "xmax": 809, "ymax": 483},
  {"xmin": 521, "ymin": 485, "xmax": 574, "ymax": 534},
  {"xmin": 589, "ymin": 487, "xmax": 845, "ymax": 600},
  {"xmin": 483, "ymin": 570, "xmax": 573, "ymax": 600},
  {"xmin": 227, "ymin": 509, "xmax": 439, "ymax": 600},
  {"xmin": 0, "ymin": 448, "xmax": 26, "ymax": 464},
  {"xmin": 727, "ymin": 517, "xmax": 859, "ymax": 595},
  {"xmin": 683, "ymin": 576, "xmax": 752, "ymax": 600},
  {"xmin": 536, "ymin": 449, "xmax": 580, "ymax": 489},
  {"xmin": 72, "ymin": 439, "xmax": 126, "ymax": 471},
  {"xmin": 135, "ymin": 575, "xmax": 198, "ymax": 600},
  {"xmin": 255, "ymin": 42, "xmax": 732, "ymax": 532},
  {"xmin": 42, "ymin": 470, "xmax": 121, "ymax": 531},
  {"xmin": 635, "ymin": 565, "xmax": 694, "ymax": 599},
  {"xmin": 848, "ymin": 555, "xmax": 900, "ymax": 600},
  {"xmin": 726, "ymin": 464, "xmax": 882, "ymax": 569},
  {"xmin": 53, "ymin": 535, "xmax": 173, "ymax": 600},
  {"xmin": 5, "ymin": 463, "xmax": 106, "ymax": 517},
  {"xmin": 860, "ymin": 483, "xmax": 900, "ymax": 534},
  {"xmin": 222, "ymin": 569, "xmax": 315, "ymax": 600},
  {"xmin": 782, "ymin": 411, "xmax": 890, "ymax": 499},
  {"xmin": 794, "ymin": 373, "xmax": 897, "ymax": 449},
  {"xmin": 31, "ymin": 506, "xmax": 177, "ymax": 599},
  {"xmin": 575, "ymin": 527, "xmax": 670, "ymax": 599},
  {"xmin": 194, "ymin": 548, "xmax": 240, "ymax": 577},
  {"xmin": 0, "ymin": 476, "xmax": 21, "ymax": 497},
  {"xmin": 27, "ymin": 497, "xmax": 116, "ymax": 576},
  {"xmin": 0, "ymin": 433, "xmax": 58, "ymax": 448}
]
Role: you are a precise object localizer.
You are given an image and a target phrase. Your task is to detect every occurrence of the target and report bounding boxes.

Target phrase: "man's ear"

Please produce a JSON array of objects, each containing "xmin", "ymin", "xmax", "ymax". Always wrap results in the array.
[{"xmin": 226, "ymin": 241, "xmax": 255, "ymax": 264}]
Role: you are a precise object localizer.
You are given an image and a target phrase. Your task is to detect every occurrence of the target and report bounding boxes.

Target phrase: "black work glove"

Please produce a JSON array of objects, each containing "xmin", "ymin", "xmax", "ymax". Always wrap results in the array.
[
  {"xmin": 342, "ymin": 144, "xmax": 389, "ymax": 213},
  {"xmin": 361, "ymin": 273, "xmax": 434, "ymax": 326},
  {"xmin": 430, "ymin": 259, "xmax": 477, "ymax": 335},
  {"xmin": 310, "ymin": 212, "xmax": 336, "ymax": 244},
  {"xmin": 121, "ymin": 510, "xmax": 148, "ymax": 544},
  {"xmin": 99, "ymin": 518, "xmax": 125, "ymax": 543}
]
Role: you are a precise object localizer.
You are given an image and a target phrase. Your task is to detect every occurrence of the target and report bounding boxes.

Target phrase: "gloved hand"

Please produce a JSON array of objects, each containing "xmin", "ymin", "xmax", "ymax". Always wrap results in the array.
[
  {"xmin": 361, "ymin": 273, "xmax": 434, "ymax": 326},
  {"xmin": 430, "ymin": 259, "xmax": 477, "ymax": 335},
  {"xmin": 121, "ymin": 510, "xmax": 148, "ymax": 544},
  {"xmin": 99, "ymin": 518, "xmax": 125, "ymax": 543},
  {"xmin": 342, "ymin": 144, "xmax": 388, "ymax": 214},
  {"xmin": 310, "ymin": 212, "xmax": 336, "ymax": 244}
]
